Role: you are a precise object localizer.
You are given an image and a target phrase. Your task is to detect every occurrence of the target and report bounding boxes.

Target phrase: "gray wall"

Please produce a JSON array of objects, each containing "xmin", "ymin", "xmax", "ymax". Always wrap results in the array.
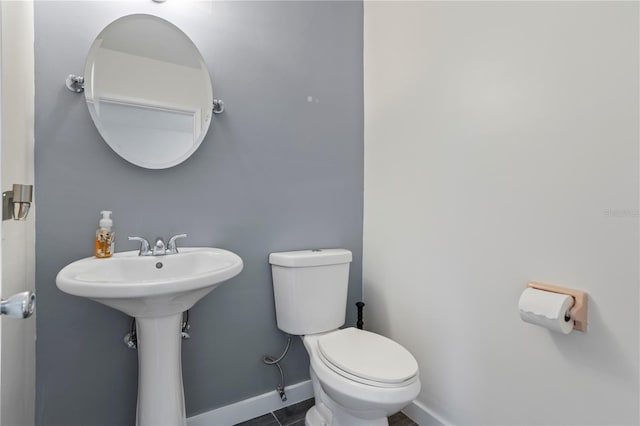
[{"xmin": 34, "ymin": 2, "xmax": 363, "ymax": 425}]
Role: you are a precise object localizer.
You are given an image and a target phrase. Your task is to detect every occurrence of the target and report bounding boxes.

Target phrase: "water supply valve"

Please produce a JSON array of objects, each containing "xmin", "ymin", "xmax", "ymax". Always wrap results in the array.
[{"xmin": 124, "ymin": 332, "xmax": 137, "ymax": 350}]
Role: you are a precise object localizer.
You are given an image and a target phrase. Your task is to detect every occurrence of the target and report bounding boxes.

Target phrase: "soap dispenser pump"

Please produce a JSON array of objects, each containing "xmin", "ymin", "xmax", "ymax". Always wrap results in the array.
[{"xmin": 95, "ymin": 210, "xmax": 114, "ymax": 258}]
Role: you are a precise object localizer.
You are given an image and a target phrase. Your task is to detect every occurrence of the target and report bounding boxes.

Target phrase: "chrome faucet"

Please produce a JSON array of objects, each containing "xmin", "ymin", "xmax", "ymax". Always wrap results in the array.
[
  {"xmin": 152, "ymin": 238, "xmax": 166, "ymax": 256},
  {"xmin": 128, "ymin": 234, "xmax": 187, "ymax": 256}
]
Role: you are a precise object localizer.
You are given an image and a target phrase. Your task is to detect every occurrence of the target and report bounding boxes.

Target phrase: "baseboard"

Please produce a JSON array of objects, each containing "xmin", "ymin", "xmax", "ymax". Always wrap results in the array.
[
  {"xmin": 187, "ymin": 380, "xmax": 313, "ymax": 426},
  {"xmin": 402, "ymin": 399, "xmax": 449, "ymax": 426},
  {"xmin": 186, "ymin": 380, "xmax": 448, "ymax": 426}
]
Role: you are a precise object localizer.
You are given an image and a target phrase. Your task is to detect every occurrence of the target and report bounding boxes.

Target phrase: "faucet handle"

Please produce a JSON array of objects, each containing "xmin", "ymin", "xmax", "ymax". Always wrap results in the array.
[
  {"xmin": 167, "ymin": 234, "xmax": 187, "ymax": 254},
  {"xmin": 128, "ymin": 236, "xmax": 151, "ymax": 256}
]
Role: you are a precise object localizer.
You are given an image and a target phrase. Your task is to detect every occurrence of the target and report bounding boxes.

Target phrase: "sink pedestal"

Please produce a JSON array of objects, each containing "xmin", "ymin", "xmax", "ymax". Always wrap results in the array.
[{"xmin": 136, "ymin": 313, "xmax": 186, "ymax": 426}]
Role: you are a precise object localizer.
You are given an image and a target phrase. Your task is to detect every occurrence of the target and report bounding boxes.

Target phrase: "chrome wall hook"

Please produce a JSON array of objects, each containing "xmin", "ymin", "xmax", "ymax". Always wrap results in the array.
[
  {"xmin": 65, "ymin": 74, "xmax": 84, "ymax": 93},
  {"xmin": 3, "ymin": 184, "xmax": 33, "ymax": 221}
]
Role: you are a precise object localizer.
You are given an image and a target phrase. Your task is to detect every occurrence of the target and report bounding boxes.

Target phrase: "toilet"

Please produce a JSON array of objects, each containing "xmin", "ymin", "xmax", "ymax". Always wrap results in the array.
[{"xmin": 269, "ymin": 249, "xmax": 421, "ymax": 426}]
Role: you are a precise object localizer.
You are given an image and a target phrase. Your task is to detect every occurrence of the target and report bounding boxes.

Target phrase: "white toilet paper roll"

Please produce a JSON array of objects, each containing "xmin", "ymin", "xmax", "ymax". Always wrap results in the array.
[{"xmin": 518, "ymin": 288, "xmax": 574, "ymax": 334}]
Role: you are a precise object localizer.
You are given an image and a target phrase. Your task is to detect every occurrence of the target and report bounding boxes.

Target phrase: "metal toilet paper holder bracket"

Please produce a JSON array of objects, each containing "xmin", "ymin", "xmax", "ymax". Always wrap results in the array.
[{"xmin": 527, "ymin": 282, "xmax": 588, "ymax": 332}]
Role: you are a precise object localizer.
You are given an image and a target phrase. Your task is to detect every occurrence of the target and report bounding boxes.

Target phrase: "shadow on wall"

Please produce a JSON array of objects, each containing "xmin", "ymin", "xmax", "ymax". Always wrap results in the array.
[{"xmin": 551, "ymin": 299, "xmax": 638, "ymax": 381}]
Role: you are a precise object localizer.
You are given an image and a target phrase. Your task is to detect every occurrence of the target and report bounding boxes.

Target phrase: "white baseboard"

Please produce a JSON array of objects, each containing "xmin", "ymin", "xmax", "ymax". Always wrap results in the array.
[
  {"xmin": 402, "ymin": 399, "xmax": 449, "ymax": 426},
  {"xmin": 186, "ymin": 381, "xmax": 449, "ymax": 426},
  {"xmin": 187, "ymin": 380, "xmax": 313, "ymax": 426}
]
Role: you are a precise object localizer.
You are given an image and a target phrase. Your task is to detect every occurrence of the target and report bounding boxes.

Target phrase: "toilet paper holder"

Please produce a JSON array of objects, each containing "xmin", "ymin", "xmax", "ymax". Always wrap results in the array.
[{"xmin": 527, "ymin": 282, "xmax": 588, "ymax": 332}]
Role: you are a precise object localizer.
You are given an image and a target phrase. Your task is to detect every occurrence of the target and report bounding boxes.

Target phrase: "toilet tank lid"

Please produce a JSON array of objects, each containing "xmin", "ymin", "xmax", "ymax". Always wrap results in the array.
[{"xmin": 269, "ymin": 249, "xmax": 352, "ymax": 267}]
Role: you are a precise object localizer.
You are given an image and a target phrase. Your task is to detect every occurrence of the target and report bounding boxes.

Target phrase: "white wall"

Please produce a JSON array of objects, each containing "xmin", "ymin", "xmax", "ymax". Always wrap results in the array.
[
  {"xmin": 364, "ymin": 2, "xmax": 639, "ymax": 425},
  {"xmin": 1, "ymin": 1, "xmax": 36, "ymax": 425}
]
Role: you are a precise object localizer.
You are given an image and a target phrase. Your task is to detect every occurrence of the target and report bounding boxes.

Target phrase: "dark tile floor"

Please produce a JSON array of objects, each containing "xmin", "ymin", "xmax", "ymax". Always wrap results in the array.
[{"xmin": 234, "ymin": 398, "xmax": 417, "ymax": 426}]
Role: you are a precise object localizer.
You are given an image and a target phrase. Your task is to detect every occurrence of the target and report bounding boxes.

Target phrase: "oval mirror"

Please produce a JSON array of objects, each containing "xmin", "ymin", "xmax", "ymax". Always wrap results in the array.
[{"xmin": 84, "ymin": 14, "xmax": 213, "ymax": 169}]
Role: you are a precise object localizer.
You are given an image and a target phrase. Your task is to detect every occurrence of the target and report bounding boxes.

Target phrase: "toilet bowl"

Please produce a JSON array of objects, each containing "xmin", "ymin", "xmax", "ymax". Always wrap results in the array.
[
  {"xmin": 303, "ymin": 328, "xmax": 420, "ymax": 425},
  {"xmin": 269, "ymin": 249, "xmax": 421, "ymax": 426}
]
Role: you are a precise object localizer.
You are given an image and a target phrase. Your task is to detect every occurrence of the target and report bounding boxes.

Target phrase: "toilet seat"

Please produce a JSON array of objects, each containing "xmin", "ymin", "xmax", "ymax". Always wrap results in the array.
[{"xmin": 317, "ymin": 328, "xmax": 418, "ymax": 388}]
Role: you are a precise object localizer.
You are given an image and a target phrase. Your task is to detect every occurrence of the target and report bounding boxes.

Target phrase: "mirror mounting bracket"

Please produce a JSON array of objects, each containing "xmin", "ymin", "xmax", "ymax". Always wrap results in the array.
[
  {"xmin": 212, "ymin": 99, "xmax": 225, "ymax": 114},
  {"xmin": 65, "ymin": 73, "xmax": 224, "ymax": 115},
  {"xmin": 65, "ymin": 74, "xmax": 85, "ymax": 93}
]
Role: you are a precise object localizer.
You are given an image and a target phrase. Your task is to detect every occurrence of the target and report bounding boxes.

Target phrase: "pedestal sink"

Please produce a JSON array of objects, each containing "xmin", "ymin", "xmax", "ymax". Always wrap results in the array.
[{"xmin": 56, "ymin": 248, "xmax": 243, "ymax": 426}]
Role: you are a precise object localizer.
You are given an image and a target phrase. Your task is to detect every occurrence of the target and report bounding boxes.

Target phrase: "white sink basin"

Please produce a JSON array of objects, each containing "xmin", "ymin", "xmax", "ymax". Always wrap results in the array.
[
  {"xmin": 55, "ymin": 247, "xmax": 243, "ymax": 426},
  {"xmin": 56, "ymin": 247, "xmax": 243, "ymax": 317}
]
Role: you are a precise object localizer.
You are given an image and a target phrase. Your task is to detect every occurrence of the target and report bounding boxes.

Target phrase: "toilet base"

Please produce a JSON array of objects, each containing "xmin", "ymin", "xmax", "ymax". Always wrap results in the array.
[
  {"xmin": 305, "ymin": 405, "xmax": 389, "ymax": 426},
  {"xmin": 306, "ymin": 368, "xmax": 389, "ymax": 426},
  {"xmin": 305, "ymin": 406, "xmax": 324, "ymax": 426}
]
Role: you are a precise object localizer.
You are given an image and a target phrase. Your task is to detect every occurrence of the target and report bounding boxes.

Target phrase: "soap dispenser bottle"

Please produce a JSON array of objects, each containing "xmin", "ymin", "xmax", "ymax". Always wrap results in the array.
[{"xmin": 95, "ymin": 210, "xmax": 114, "ymax": 258}]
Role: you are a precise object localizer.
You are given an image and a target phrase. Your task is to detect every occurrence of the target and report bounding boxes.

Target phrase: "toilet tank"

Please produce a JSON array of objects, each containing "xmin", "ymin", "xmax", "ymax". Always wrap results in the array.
[{"xmin": 269, "ymin": 249, "xmax": 352, "ymax": 335}]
